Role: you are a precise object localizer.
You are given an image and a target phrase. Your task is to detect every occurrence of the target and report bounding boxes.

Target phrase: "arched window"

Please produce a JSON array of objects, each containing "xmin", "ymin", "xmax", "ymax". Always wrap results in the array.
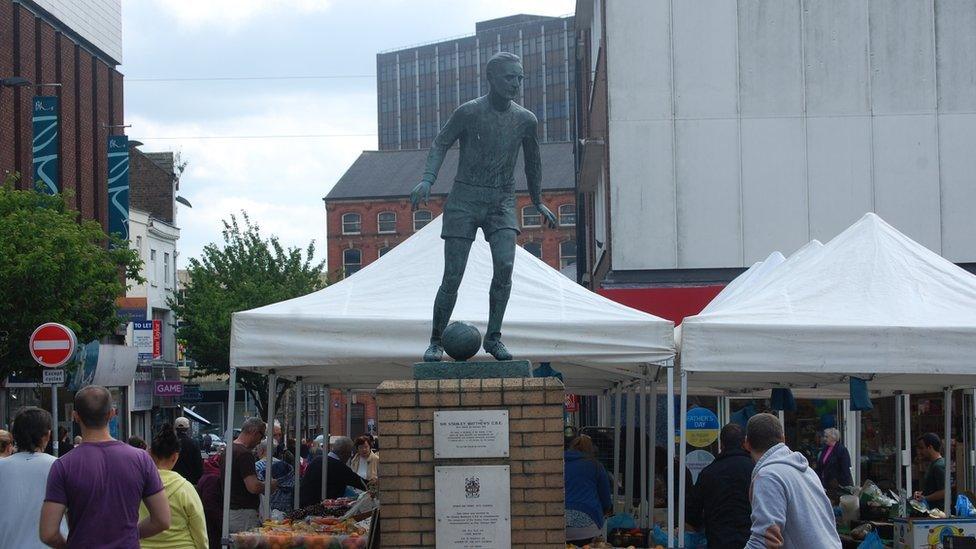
[
  {"xmin": 522, "ymin": 242, "xmax": 542, "ymax": 259},
  {"xmin": 341, "ymin": 212, "xmax": 361, "ymax": 235},
  {"xmin": 378, "ymin": 246, "xmax": 391, "ymax": 259},
  {"xmin": 558, "ymin": 203, "xmax": 576, "ymax": 226},
  {"xmin": 559, "ymin": 240, "xmax": 577, "ymax": 269},
  {"xmin": 521, "ymin": 205, "xmax": 542, "ymax": 228},
  {"xmin": 413, "ymin": 210, "xmax": 433, "ymax": 231},
  {"xmin": 377, "ymin": 211, "xmax": 397, "ymax": 234},
  {"xmin": 343, "ymin": 248, "xmax": 362, "ymax": 277}
]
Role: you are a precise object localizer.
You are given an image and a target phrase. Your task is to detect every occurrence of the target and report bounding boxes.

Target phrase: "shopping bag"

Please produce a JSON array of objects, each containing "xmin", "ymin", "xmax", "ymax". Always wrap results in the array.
[{"xmin": 857, "ymin": 531, "xmax": 884, "ymax": 549}]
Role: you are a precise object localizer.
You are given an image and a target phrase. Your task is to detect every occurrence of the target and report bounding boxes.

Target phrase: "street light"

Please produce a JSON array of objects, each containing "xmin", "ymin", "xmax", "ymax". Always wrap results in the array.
[{"xmin": 0, "ymin": 76, "xmax": 32, "ymax": 88}]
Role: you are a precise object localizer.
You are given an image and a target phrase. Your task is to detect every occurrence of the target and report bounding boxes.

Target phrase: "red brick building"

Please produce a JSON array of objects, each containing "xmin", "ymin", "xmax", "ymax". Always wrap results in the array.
[
  {"xmin": 324, "ymin": 141, "xmax": 577, "ymax": 280},
  {"xmin": 0, "ymin": 0, "xmax": 124, "ymax": 229}
]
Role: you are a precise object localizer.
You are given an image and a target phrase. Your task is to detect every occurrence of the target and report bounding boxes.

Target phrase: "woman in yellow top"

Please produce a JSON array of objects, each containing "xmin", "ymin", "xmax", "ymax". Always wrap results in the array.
[{"xmin": 140, "ymin": 424, "xmax": 209, "ymax": 548}]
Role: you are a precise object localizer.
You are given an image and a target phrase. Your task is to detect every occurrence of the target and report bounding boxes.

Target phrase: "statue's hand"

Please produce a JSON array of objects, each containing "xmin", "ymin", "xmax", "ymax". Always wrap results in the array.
[
  {"xmin": 411, "ymin": 181, "xmax": 432, "ymax": 211},
  {"xmin": 535, "ymin": 202, "xmax": 557, "ymax": 229}
]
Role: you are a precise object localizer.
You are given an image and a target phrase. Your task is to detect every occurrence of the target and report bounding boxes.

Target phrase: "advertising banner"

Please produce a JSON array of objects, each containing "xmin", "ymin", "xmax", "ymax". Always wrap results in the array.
[
  {"xmin": 154, "ymin": 380, "xmax": 183, "ymax": 398},
  {"xmin": 152, "ymin": 320, "xmax": 162, "ymax": 359},
  {"xmin": 107, "ymin": 135, "xmax": 129, "ymax": 243},
  {"xmin": 132, "ymin": 321, "xmax": 154, "ymax": 359},
  {"xmin": 32, "ymin": 96, "xmax": 59, "ymax": 194},
  {"xmin": 133, "ymin": 362, "xmax": 153, "ymax": 411}
]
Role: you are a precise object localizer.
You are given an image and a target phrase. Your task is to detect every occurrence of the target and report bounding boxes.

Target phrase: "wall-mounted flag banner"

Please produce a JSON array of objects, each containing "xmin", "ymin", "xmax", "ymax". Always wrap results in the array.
[
  {"xmin": 32, "ymin": 96, "xmax": 59, "ymax": 194},
  {"xmin": 107, "ymin": 135, "xmax": 130, "ymax": 244}
]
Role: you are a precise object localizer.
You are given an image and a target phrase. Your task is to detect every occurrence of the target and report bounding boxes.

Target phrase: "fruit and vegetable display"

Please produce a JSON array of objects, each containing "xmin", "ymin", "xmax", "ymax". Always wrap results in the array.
[{"xmin": 232, "ymin": 499, "xmax": 371, "ymax": 549}]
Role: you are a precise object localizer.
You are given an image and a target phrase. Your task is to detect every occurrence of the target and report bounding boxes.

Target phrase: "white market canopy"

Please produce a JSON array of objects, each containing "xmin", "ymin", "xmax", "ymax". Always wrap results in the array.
[
  {"xmin": 230, "ymin": 216, "xmax": 675, "ymax": 391},
  {"xmin": 680, "ymin": 213, "xmax": 976, "ymax": 395}
]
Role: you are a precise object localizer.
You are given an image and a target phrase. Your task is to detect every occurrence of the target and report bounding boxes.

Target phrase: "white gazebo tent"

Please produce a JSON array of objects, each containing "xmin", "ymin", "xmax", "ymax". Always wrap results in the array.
[
  {"xmin": 675, "ymin": 213, "xmax": 976, "ymax": 546},
  {"xmin": 223, "ymin": 215, "xmax": 676, "ymax": 543}
]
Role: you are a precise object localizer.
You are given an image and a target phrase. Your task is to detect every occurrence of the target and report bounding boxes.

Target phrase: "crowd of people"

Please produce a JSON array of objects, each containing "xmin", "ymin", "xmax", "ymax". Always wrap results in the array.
[
  {"xmin": 564, "ymin": 413, "xmax": 953, "ymax": 549},
  {"xmin": 0, "ymin": 385, "xmax": 379, "ymax": 548}
]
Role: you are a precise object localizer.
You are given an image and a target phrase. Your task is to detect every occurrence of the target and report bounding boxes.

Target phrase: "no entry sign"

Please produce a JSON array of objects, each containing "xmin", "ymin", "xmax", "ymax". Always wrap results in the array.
[{"xmin": 29, "ymin": 323, "xmax": 77, "ymax": 368}]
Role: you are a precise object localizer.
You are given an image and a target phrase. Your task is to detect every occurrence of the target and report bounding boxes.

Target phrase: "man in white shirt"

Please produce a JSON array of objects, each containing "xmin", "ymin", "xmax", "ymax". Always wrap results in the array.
[{"xmin": 0, "ymin": 406, "xmax": 66, "ymax": 548}]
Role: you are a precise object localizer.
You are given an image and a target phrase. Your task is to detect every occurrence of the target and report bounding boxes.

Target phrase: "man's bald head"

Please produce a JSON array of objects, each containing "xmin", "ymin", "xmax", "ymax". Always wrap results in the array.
[{"xmin": 74, "ymin": 385, "xmax": 113, "ymax": 428}]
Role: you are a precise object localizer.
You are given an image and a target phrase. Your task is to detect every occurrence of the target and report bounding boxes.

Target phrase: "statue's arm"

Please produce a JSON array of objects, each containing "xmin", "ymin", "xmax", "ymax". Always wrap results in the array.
[
  {"xmin": 421, "ymin": 107, "xmax": 465, "ymax": 185},
  {"xmin": 522, "ymin": 116, "xmax": 543, "ymax": 205},
  {"xmin": 522, "ymin": 116, "xmax": 556, "ymax": 228}
]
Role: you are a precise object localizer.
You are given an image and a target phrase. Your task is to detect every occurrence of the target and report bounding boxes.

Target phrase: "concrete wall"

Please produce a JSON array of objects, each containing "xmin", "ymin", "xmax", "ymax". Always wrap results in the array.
[{"xmin": 604, "ymin": 0, "xmax": 976, "ymax": 270}]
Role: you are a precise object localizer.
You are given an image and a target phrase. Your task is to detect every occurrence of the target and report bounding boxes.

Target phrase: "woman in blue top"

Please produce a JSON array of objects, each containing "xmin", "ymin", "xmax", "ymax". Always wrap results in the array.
[{"xmin": 564, "ymin": 435, "xmax": 612, "ymax": 545}]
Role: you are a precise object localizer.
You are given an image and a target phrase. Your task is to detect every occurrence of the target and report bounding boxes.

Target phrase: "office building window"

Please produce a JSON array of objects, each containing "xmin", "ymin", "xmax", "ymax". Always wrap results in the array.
[
  {"xmin": 523, "ymin": 242, "xmax": 542, "ymax": 259},
  {"xmin": 150, "ymin": 249, "xmax": 157, "ymax": 286},
  {"xmin": 377, "ymin": 211, "xmax": 397, "ymax": 234},
  {"xmin": 164, "ymin": 253, "xmax": 170, "ymax": 284},
  {"xmin": 559, "ymin": 241, "xmax": 577, "ymax": 269},
  {"xmin": 521, "ymin": 205, "xmax": 542, "ymax": 228},
  {"xmin": 558, "ymin": 203, "xmax": 576, "ymax": 226},
  {"xmin": 413, "ymin": 210, "xmax": 432, "ymax": 231},
  {"xmin": 343, "ymin": 249, "xmax": 362, "ymax": 277},
  {"xmin": 378, "ymin": 247, "xmax": 391, "ymax": 259},
  {"xmin": 342, "ymin": 213, "xmax": 361, "ymax": 235}
]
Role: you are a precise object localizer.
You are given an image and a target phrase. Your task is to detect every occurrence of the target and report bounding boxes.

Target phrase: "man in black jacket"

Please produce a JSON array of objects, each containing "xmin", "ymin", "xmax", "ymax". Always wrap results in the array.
[
  {"xmin": 172, "ymin": 416, "xmax": 204, "ymax": 483},
  {"xmin": 686, "ymin": 423, "xmax": 754, "ymax": 549},
  {"xmin": 300, "ymin": 436, "xmax": 367, "ymax": 507}
]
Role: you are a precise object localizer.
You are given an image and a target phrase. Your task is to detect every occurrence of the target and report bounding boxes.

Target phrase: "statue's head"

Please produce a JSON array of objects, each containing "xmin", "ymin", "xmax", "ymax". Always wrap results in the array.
[{"xmin": 486, "ymin": 52, "xmax": 523, "ymax": 101}]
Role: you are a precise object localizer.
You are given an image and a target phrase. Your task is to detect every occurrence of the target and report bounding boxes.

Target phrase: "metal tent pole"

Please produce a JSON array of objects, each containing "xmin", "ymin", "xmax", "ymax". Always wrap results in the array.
[
  {"xmin": 640, "ymin": 373, "xmax": 648, "ymax": 528},
  {"xmin": 904, "ymin": 394, "xmax": 913, "ymax": 499},
  {"xmin": 971, "ymin": 390, "xmax": 976, "ymax": 494},
  {"xmin": 321, "ymin": 386, "xmax": 331, "ymax": 501},
  {"xmin": 648, "ymin": 374, "xmax": 658, "ymax": 527},
  {"xmin": 294, "ymin": 377, "xmax": 303, "ymax": 510},
  {"xmin": 613, "ymin": 382, "xmax": 622, "ymax": 512},
  {"xmin": 853, "ymin": 410, "xmax": 862, "ymax": 487},
  {"xmin": 264, "ymin": 372, "xmax": 277, "ymax": 519},
  {"xmin": 945, "ymin": 388, "xmax": 953, "ymax": 515},
  {"xmin": 625, "ymin": 382, "xmax": 636, "ymax": 514},
  {"xmin": 221, "ymin": 367, "xmax": 238, "ymax": 544},
  {"xmin": 678, "ymin": 370, "xmax": 688, "ymax": 548},
  {"xmin": 895, "ymin": 393, "xmax": 904, "ymax": 512},
  {"xmin": 666, "ymin": 366, "xmax": 675, "ymax": 549}
]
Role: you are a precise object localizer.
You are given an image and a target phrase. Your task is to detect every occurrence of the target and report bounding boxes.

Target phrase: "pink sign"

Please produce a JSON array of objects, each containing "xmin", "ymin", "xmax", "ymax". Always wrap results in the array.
[{"xmin": 154, "ymin": 380, "xmax": 183, "ymax": 397}]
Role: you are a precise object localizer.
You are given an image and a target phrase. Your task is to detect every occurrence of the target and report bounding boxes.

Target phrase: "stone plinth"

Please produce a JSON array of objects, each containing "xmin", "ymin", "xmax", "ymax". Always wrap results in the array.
[
  {"xmin": 376, "ymin": 377, "xmax": 566, "ymax": 549},
  {"xmin": 413, "ymin": 359, "xmax": 532, "ymax": 380}
]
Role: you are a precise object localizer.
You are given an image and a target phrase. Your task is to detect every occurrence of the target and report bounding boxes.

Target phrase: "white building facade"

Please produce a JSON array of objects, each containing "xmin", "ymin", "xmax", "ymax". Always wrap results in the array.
[
  {"xmin": 576, "ymin": 0, "xmax": 976, "ymax": 289},
  {"xmin": 127, "ymin": 207, "xmax": 179, "ymax": 362}
]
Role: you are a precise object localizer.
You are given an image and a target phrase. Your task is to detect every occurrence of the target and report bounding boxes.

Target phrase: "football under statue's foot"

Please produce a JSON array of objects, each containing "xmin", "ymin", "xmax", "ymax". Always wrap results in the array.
[
  {"xmin": 483, "ymin": 339, "xmax": 513, "ymax": 361},
  {"xmin": 423, "ymin": 343, "xmax": 444, "ymax": 362}
]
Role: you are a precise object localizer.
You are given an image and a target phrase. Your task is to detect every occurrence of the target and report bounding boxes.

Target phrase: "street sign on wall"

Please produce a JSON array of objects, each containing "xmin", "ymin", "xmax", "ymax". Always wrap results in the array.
[{"xmin": 29, "ymin": 323, "xmax": 77, "ymax": 368}]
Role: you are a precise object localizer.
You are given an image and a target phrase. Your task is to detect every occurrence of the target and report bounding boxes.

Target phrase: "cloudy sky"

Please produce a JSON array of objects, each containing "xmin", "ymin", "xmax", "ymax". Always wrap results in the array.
[{"xmin": 122, "ymin": 0, "xmax": 574, "ymax": 265}]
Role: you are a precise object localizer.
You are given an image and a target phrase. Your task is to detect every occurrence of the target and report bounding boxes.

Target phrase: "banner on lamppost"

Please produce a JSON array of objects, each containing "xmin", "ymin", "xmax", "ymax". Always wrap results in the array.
[
  {"xmin": 32, "ymin": 96, "xmax": 59, "ymax": 194},
  {"xmin": 107, "ymin": 135, "xmax": 129, "ymax": 245}
]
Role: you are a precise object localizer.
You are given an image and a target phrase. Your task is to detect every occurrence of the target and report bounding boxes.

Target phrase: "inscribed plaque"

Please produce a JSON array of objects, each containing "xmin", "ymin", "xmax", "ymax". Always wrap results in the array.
[
  {"xmin": 435, "ymin": 465, "xmax": 511, "ymax": 549},
  {"xmin": 434, "ymin": 409, "xmax": 509, "ymax": 458}
]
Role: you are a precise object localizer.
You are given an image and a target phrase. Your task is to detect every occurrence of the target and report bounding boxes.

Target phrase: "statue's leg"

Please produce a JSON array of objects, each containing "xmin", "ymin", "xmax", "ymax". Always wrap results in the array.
[
  {"xmin": 425, "ymin": 237, "xmax": 473, "ymax": 361},
  {"xmin": 484, "ymin": 229, "xmax": 516, "ymax": 360}
]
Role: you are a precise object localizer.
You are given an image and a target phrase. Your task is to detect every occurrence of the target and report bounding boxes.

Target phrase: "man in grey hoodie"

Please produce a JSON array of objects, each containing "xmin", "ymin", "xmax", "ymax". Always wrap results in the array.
[{"xmin": 744, "ymin": 413, "xmax": 841, "ymax": 549}]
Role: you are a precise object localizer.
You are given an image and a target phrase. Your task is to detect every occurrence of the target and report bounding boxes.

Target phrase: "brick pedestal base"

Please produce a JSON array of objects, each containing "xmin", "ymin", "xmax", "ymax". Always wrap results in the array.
[{"xmin": 376, "ymin": 377, "xmax": 566, "ymax": 548}]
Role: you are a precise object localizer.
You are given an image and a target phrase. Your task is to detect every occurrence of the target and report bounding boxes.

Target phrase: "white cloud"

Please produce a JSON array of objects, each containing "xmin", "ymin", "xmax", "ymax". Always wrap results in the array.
[
  {"xmin": 150, "ymin": 0, "xmax": 334, "ymax": 31},
  {"xmin": 129, "ymin": 89, "xmax": 375, "ymax": 267}
]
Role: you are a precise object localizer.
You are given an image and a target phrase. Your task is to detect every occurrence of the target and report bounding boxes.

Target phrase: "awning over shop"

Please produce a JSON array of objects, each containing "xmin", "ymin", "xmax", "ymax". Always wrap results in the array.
[{"xmin": 230, "ymin": 216, "xmax": 675, "ymax": 391}]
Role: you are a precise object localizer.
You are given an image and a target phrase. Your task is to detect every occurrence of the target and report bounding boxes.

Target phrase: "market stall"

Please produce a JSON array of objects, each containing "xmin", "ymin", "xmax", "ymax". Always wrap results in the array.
[
  {"xmin": 678, "ymin": 213, "xmax": 976, "ymax": 548},
  {"xmin": 226, "ymin": 215, "xmax": 678, "ymax": 547}
]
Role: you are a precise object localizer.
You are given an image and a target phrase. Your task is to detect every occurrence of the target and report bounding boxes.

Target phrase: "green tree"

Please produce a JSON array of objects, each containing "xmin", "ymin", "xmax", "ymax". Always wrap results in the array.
[
  {"xmin": 170, "ymin": 212, "xmax": 325, "ymax": 418},
  {"xmin": 0, "ymin": 174, "xmax": 143, "ymax": 380}
]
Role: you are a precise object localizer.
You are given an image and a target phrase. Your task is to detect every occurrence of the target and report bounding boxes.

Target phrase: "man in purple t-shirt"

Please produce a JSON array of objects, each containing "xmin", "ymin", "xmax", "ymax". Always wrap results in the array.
[{"xmin": 39, "ymin": 386, "xmax": 171, "ymax": 548}]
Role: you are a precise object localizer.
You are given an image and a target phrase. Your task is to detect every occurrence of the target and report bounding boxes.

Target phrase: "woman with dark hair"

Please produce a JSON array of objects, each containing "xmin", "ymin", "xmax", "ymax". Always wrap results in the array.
[
  {"xmin": 348, "ymin": 435, "xmax": 379, "ymax": 482},
  {"xmin": 128, "ymin": 435, "xmax": 148, "ymax": 450},
  {"xmin": 564, "ymin": 434, "xmax": 612, "ymax": 546},
  {"xmin": 0, "ymin": 407, "xmax": 66, "ymax": 548},
  {"xmin": 139, "ymin": 424, "xmax": 208, "ymax": 548}
]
